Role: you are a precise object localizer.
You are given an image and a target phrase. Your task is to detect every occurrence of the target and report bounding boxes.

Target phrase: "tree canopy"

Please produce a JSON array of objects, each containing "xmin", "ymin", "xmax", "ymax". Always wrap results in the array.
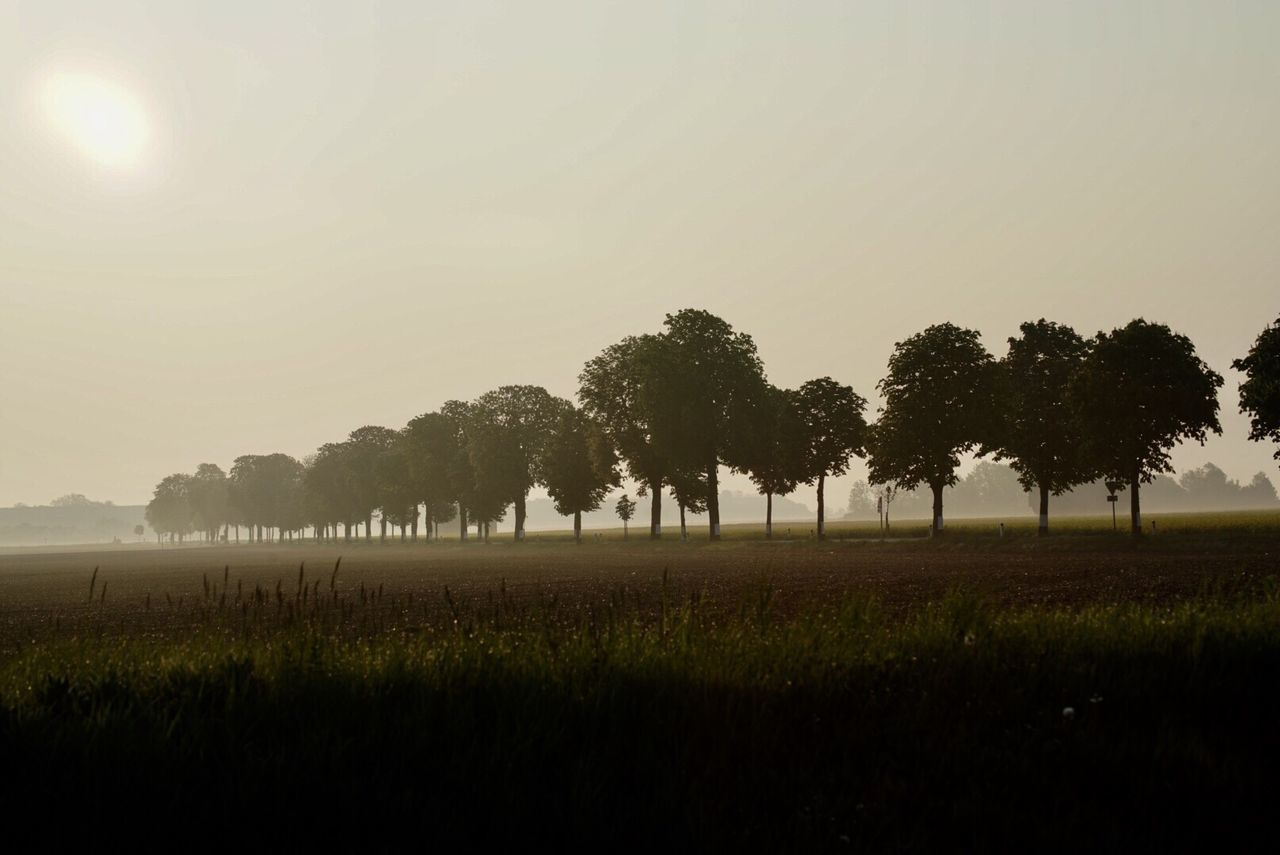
[
  {"xmin": 1233, "ymin": 317, "xmax": 1280, "ymax": 461},
  {"xmin": 1071, "ymin": 319, "xmax": 1223, "ymax": 534},
  {"xmin": 985, "ymin": 319, "xmax": 1093, "ymax": 533},
  {"xmin": 867, "ymin": 323, "xmax": 995, "ymax": 533}
]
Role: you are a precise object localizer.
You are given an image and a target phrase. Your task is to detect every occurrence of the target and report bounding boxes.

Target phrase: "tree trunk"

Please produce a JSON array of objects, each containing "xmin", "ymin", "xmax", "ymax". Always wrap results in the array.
[
  {"xmin": 1038, "ymin": 483, "xmax": 1050, "ymax": 536},
  {"xmin": 483, "ymin": 521, "xmax": 490, "ymax": 543},
  {"xmin": 380, "ymin": 516, "xmax": 387, "ymax": 544},
  {"xmin": 411, "ymin": 516, "xmax": 418, "ymax": 542},
  {"xmin": 459, "ymin": 505, "xmax": 468, "ymax": 540},
  {"xmin": 649, "ymin": 480, "xmax": 663, "ymax": 539},
  {"xmin": 400, "ymin": 523, "xmax": 406, "ymax": 543},
  {"xmin": 1130, "ymin": 469, "xmax": 1142, "ymax": 536},
  {"xmin": 816, "ymin": 473, "xmax": 826, "ymax": 540},
  {"xmin": 257, "ymin": 524, "xmax": 263, "ymax": 543},
  {"xmin": 766, "ymin": 492, "xmax": 773, "ymax": 539},
  {"xmin": 930, "ymin": 482, "xmax": 944, "ymax": 536},
  {"xmin": 707, "ymin": 461, "xmax": 721, "ymax": 541},
  {"xmin": 344, "ymin": 522, "xmax": 351, "ymax": 544},
  {"xmin": 574, "ymin": 510, "xmax": 582, "ymax": 544},
  {"xmin": 515, "ymin": 493, "xmax": 526, "ymax": 541},
  {"xmin": 679, "ymin": 502, "xmax": 687, "ymax": 540},
  {"xmin": 365, "ymin": 514, "xmax": 373, "ymax": 544}
]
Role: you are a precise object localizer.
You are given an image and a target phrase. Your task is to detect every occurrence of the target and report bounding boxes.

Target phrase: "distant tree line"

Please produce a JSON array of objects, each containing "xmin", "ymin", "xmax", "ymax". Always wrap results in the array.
[
  {"xmin": 845, "ymin": 461, "xmax": 1280, "ymax": 522},
  {"xmin": 146, "ymin": 311, "xmax": 1280, "ymax": 542}
]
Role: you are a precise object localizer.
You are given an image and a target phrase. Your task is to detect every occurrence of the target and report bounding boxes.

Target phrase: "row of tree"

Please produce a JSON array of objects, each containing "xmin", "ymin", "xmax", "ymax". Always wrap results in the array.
[{"xmin": 147, "ymin": 310, "xmax": 1280, "ymax": 541}]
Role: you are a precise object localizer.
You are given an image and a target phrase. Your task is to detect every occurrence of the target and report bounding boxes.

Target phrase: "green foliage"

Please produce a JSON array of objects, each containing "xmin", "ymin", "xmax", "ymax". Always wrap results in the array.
[
  {"xmin": 1233, "ymin": 316, "xmax": 1280, "ymax": 460},
  {"xmin": 4, "ymin": 585, "xmax": 1280, "ymax": 848}
]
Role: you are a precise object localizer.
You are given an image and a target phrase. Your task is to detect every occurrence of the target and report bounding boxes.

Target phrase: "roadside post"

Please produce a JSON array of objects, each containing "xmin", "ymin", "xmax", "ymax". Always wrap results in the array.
[{"xmin": 1105, "ymin": 480, "xmax": 1123, "ymax": 531}]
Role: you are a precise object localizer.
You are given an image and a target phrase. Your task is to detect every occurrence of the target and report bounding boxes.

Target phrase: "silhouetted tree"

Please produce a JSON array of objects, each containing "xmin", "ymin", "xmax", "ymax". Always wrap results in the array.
[
  {"xmin": 543, "ymin": 407, "xmax": 619, "ymax": 542},
  {"xmin": 740, "ymin": 385, "xmax": 806, "ymax": 538},
  {"xmin": 794, "ymin": 377, "xmax": 867, "ymax": 539},
  {"xmin": 344, "ymin": 426, "xmax": 399, "ymax": 542},
  {"xmin": 579, "ymin": 334, "xmax": 674, "ymax": 539},
  {"xmin": 469, "ymin": 385, "xmax": 568, "ymax": 541},
  {"xmin": 404, "ymin": 411, "xmax": 464, "ymax": 541},
  {"xmin": 230, "ymin": 453, "xmax": 306, "ymax": 542},
  {"xmin": 1071, "ymin": 319, "xmax": 1223, "ymax": 535},
  {"xmin": 867, "ymin": 323, "xmax": 996, "ymax": 535},
  {"xmin": 145, "ymin": 473, "xmax": 193, "ymax": 544},
  {"xmin": 1233, "ymin": 317, "xmax": 1280, "ymax": 462},
  {"xmin": 375, "ymin": 437, "xmax": 418, "ymax": 542},
  {"xmin": 985, "ymin": 320, "xmax": 1093, "ymax": 535},
  {"xmin": 188, "ymin": 463, "xmax": 229, "ymax": 543},
  {"xmin": 659, "ymin": 309, "xmax": 767, "ymax": 541},
  {"xmin": 615, "ymin": 493, "xmax": 636, "ymax": 539}
]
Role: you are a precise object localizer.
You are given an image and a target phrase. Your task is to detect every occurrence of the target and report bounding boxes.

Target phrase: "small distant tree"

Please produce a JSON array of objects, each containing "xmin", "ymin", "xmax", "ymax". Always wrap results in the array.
[
  {"xmin": 543, "ymin": 407, "xmax": 620, "ymax": 543},
  {"xmin": 615, "ymin": 493, "xmax": 637, "ymax": 540},
  {"xmin": 793, "ymin": 377, "xmax": 867, "ymax": 539},
  {"xmin": 844, "ymin": 481, "xmax": 879, "ymax": 519},
  {"xmin": 133, "ymin": 524, "xmax": 145, "ymax": 541},
  {"xmin": 1233, "ymin": 317, "xmax": 1280, "ymax": 463},
  {"xmin": 1071, "ymin": 319, "xmax": 1223, "ymax": 535},
  {"xmin": 867, "ymin": 323, "xmax": 996, "ymax": 535},
  {"xmin": 872, "ymin": 482, "xmax": 897, "ymax": 532},
  {"xmin": 985, "ymin": 320, "xmax": 1093, "ymax": 535}
]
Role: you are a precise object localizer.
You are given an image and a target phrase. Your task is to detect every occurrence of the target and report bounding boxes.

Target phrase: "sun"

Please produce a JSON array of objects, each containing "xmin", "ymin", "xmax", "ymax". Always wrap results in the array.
[{"xmin": 43, "ymin": 73, "xmax": 151, "ymax": 169}]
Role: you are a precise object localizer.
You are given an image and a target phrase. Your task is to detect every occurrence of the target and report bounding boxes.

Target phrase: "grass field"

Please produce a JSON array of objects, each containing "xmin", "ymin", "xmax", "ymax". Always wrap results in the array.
[{"xmin": 2, "ymin": 511, "xmax": 1278, "ymax": 847}]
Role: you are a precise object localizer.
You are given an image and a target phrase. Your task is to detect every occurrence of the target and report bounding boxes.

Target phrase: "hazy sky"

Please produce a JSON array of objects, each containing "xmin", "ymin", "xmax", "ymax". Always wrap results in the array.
[{"xmin": 1, "ymin": 1, "xmax": 1277, "ymax": 509}]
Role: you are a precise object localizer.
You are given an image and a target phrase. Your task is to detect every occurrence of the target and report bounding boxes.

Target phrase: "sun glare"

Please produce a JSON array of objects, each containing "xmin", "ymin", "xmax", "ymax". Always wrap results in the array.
[{"xmin": 43, "ymin": 73, "xmax": 150, "ymax": 169}]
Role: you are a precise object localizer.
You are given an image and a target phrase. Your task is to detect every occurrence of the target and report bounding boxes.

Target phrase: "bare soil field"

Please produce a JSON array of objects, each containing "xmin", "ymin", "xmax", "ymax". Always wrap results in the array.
[{"xmin": 2, "ymin": 529, "xmax": 1275, "ymax": 643}]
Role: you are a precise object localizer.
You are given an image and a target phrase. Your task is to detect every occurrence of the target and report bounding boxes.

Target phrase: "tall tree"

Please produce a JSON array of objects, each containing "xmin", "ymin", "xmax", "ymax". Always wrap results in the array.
[
  {"xmin": 658, "ymin": 309, "xmax": 767, "ymax": 541},
  {"xmin": 985, "ymin": 320, "xmax": 1093, "ymax": 535},
  {"xmin": 543, "ymin": 407, "xmax": 619, "ymax": 542},
  {"xmin": 375, "ymin": 436, "xmax": 419, "ymax": 542},
  {"xmin": 145, "ymin": 473, "xmax": 193, "ymax": 544},
  {"xmin": 1071, "ymin": 319, "xmax": 1223, "ymax": 534},
  {"xmin": 1232, "ymin": 317, "xmax": 1280, "ymax": 463},
  {"xmin": 866, "ymin": 323, "xmax": 996, "ymax": 535},
  {"xmin": 404, "ymin": 411, "xmax": 464, "ymax": 540},
  {"xmin": 344, "ymin": 426, "xmax": 400, "ymax": 543},
  {"xmin": 188, "ymin": 463, "xmax": 229, "ymax": 543},
  {"xmin": 470, "ymin": 386, "xmax": 567, "ymax": 541},
  {"xmin": 794, "ymin": 377, "xmax": 867, "ymax": 539},
  {"xmin": 229, "ymin": 453, "xmax": 306, "ymax": 542},
  {"xmin": 579, "ymin": 334, "xmax": 674, "ymax": 539},
  {"xmin": 740, "ymin": 385, "xmax": 806, "ymax": 539}
]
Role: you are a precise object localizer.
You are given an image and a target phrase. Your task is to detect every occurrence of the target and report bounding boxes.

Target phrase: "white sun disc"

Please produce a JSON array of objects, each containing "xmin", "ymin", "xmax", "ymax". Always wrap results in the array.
[{"xmin": 43, "ymin": 73, "xmax": 151, "ymax": 168}]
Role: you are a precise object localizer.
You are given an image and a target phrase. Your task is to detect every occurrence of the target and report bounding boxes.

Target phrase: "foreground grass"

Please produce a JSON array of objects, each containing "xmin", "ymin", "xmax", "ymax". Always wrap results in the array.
[{"xmin": 2, "ymin": 581, "xmax": 1278, "ymax": 849}]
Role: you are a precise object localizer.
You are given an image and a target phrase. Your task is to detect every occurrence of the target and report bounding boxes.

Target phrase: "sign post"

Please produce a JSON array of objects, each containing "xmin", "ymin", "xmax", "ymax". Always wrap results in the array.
[{"xmin": 1104, "ymin": 480, "xmax": 1123, "ymax": 531}]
